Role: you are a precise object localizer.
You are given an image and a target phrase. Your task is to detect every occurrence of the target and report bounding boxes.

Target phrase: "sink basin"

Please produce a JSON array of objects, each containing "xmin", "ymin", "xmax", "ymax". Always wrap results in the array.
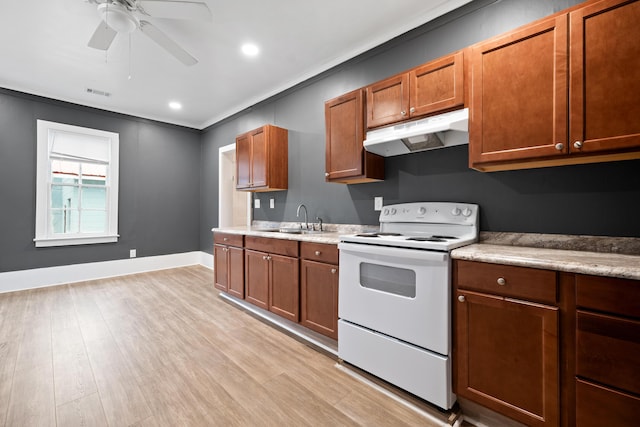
[
  {"xmin": 251, "ymin": 228, "xmax": 279, "ymax": 232},
  {"xmin": 279, "ymin": 227, "xmax": 303, "ymax": 234}
]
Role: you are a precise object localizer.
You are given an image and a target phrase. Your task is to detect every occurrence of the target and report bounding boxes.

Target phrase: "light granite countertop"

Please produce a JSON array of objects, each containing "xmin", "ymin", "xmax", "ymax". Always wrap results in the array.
[{"xmin": 452, "ymin": 244, "xmax": 640, "ymax": 281}]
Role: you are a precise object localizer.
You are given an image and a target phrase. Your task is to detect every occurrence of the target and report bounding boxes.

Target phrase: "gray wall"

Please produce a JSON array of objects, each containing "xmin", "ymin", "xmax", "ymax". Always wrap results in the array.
[
  {"xmin": 199, "ymin": 0, "xmax": 640, "ymax": 254},
  {"xmin": 0, "ymin": 89, "xmax": 201, "ymax": 273}
]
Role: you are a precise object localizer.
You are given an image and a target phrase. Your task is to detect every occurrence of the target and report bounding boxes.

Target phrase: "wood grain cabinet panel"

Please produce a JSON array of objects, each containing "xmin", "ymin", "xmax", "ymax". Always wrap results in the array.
[
  {"xmin": 235, "ymin": 124, "xmax": 288, "ymax": 192},
  {"xmin": 213, "ymin": 233, "xmax": 244, "ymax": 299},
  {"xmin": 569, "ymin": 0, "xmax": 640, "ymax": 155},
  {"xmin": 470, "ymin": 0, "xmax": 640, "ymax": 171},
  {"xmin": 576, "ymin": 379, "xmax": 640, "ymax": 427},
  {"xmin": 300, "ymin": 242, "xmax": 339, "ymax": 340},
  {"xmin": 366, "ymin": 74, "xmax": 409, "ymax": 128},
  {"xmin": 325, "ymin": 89, "xmax": 384, "ymax": 183},
  {"xmin": 469, "ymin": 14, "xmax": 568, "ymax": 169},
  {"xmin": 454, "ymin": 260, "xmax": 560, "ymax": 427}
]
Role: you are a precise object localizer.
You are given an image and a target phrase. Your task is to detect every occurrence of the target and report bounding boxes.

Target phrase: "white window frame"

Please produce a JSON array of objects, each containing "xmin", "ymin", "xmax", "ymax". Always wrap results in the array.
[{"xmin": 34, "ymin": 120, "xmax": 119, "ymax": 247}]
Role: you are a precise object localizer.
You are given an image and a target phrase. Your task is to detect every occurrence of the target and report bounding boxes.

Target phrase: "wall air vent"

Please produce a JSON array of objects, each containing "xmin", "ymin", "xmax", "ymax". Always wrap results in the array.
[{"xmin": 86, "ymin": 88, "xmax": 111, "ymax": 97}]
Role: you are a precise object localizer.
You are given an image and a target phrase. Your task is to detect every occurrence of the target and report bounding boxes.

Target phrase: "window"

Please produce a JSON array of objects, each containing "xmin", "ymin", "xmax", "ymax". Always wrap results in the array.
[{"xmin": 35, "ymin": 120, "xmax": 119, "ymax": 247}]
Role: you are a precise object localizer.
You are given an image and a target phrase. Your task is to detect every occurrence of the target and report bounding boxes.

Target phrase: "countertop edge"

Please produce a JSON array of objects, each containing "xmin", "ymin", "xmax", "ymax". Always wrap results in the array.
[
  {"xmin": 452, "ymin": 243, "xmax": 640, "ymax": 281},
  {"xmin": 212, "ymin": 227, "xmax": 343, "ymax": 245}
]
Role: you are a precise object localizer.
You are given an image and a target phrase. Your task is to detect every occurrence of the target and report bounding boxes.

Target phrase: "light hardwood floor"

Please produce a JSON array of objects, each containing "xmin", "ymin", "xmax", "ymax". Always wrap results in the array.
[{"xmin": 0, "ymin": 266, "xmax": 442, "ymax": 426}]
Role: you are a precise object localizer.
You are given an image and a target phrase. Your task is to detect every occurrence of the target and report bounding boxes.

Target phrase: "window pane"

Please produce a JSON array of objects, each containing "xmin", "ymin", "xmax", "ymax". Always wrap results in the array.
[
  {"xmin": 80, "ymin": 211, "xmax": 107, "ymax": 233},
  {"xmin": 51, "ymin": 209, "xmax": 79, "ymax": 234},
  {"xmin": 51, "ymin": 185, "xmax": 79, "ymax": 209},
  {"xmin": 82, "ymin": 163, "xmax": 107, "ymax": 186},
  {"xmin": 360, "ymin": 262, "xmax": 416, "ymax": 298},
  {"xmin": 82, "ymin": 187, "xmax": 107, "ymax": 209}
]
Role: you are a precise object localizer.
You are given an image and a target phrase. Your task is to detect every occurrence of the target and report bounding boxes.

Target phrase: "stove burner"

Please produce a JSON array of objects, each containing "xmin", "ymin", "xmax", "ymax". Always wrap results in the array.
[
  {"xmin": 355, "ymin": 232, "xmax": 403, "ymax": 237},
  {"xmin": 406, "ymin": 237, "xmax": 447, "ymax": 242}
]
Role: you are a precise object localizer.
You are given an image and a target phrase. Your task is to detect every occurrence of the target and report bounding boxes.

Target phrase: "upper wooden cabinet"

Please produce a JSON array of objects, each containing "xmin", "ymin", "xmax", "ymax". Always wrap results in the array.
[
  {"xmin": 324, "ymin": 89, "xmax": 384, "ymax": 183},
  {"xmin": 366, "ymin": 51, "xmax": 465, "ymax": 129},
  {"xmin": 469, "ymin": 0, "xmax": 640, "ymax": 171},
  {"xmin": 236, "ymin": 124, "xmax": 288, "ymax": 191}
]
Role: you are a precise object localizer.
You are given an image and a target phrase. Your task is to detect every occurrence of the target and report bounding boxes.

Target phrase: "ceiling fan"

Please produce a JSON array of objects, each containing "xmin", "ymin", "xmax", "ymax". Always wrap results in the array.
[{"xmin": 86, "ymin": 0, "xmax": 212, "ymax": 66}]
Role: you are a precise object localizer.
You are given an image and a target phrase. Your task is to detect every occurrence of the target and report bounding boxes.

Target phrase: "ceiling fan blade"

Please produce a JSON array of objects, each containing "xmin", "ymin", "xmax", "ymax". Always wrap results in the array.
[
  {"xmin": 139, "ymin": 20, "xmax": 198, "ymax": 66},
  {"xmin": 138, "ymin": 0, "xmax": 212, "ymax": 21},
  {"xmin": 88, "ymin": 22, "xmax": 117, "ymax": 50}
]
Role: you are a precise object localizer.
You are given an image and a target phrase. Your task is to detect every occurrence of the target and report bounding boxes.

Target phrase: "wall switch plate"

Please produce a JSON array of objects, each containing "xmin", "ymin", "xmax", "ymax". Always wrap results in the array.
[
  {"xmin": 270, "ymin": 198, "xmax": 275, "ymax": 209},
  {"xmin": 374, "ymin": 196, "xmax": 383, "ymax": 211},
  {"xmin": 130, "ymin": 249, "xmax": 136, "ymax": 258},
  {"xmin": 254, "ymin": 198, "xmax": 260, "ymax": 209}
]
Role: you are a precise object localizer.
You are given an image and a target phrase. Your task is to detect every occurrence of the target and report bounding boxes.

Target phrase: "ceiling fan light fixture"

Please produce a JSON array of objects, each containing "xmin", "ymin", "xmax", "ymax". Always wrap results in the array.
[{"xmin": 98, "ymin": 3, "xmax": 138, "ymax": 34}]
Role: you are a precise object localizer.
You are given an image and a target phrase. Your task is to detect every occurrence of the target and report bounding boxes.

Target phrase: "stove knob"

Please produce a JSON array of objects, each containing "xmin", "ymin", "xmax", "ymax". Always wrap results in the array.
[
  {"xmin": 452, "ymin": 207, "xmax": 461, "ymax": 216},
  {"xmin": 390, "ymin": 208, "xmax": 397, "ymax": 215},
  {"xmin": 462, "ymin": 208, "xmax": 473, "ymax": 217},
  {"xmin": 418, "ymin": 207, "xmax": 426, "ymax": 215},
  {"xmin": 383, "ymin": 208, "xmax": 389, "ymax": 215}
]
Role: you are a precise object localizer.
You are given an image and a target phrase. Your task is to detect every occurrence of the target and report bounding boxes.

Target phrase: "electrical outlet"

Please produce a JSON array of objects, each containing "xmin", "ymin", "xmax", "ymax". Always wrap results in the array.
[
  {"xmin": 254, "ymin": 198, "xmax": 260, "ymax": 209},
  {"xmin": 130, "ymin": 249, "xmax": 137, "ymax": 258},
  {"xmin": 374, "ymin": 196, "xmax": 383, "ymax": 211},
  {"xmin": 270, "ymin": 198, "xmax": 275, "ymax": 209}
]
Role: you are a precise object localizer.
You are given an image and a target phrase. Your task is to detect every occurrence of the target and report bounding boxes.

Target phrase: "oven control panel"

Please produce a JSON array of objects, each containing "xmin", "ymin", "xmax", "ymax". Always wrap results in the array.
[{"xmin": 380, "ymin": 202, "xmax": 478, "ymax": 225}]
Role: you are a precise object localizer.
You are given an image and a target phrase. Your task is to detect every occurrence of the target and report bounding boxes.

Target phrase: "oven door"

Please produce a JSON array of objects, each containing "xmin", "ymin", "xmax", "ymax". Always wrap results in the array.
[{"xmin": 338, "ymin": 242, "xmax": 450, "ymax": 355}]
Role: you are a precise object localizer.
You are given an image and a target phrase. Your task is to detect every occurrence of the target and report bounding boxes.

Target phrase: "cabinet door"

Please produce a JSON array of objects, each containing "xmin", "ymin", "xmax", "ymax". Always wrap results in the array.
[
  {"xmin": 569, "ymin": 0, "xmax": 640, "ymax": 154},
  {"xmin": 236, "ymin": 133, "xmax": 251, "ymax": 189},
  {"xmin": 300, "ymin": 260, "xmax": 338, "ymax": 339},
  {"xmin": 469, "ymin": 15, "xmax": 568, "ymax": 167},
  {"xmin": 366, "ymin": 74, "xmax": 409, "ymax": 128},
  {"xmin": 250, "ymin": 128, "xmax": 267, "ymax": 188},
  {"xmin": 245, "ymin": 249, "xmax": 269, "ymax": 310},
  {"xmin": 268, "ymin": 254, "xmax": 299, "ymax": 322},
  {"xmin": 227, "ymin": 246, "xmax": 244, "ymax": 299},
  {"xmin": 409, "ymin": 51, "xmax": 464, "ymax": 118},
  {"xmin": 325, "ymin": 89, "xmax": 365, "ymax": 180},
  {"xmin": 455, "ymin": 290, "xmax": 559, "ymax": 427},
  {"xmin": 213, "ymin": 244, "xmax": 229, "ymax": 292}
]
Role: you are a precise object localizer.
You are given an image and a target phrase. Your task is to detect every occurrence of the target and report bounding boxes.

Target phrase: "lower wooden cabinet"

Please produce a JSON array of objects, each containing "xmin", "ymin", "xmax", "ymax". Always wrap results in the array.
[
  {"xmin": 454, "ymin": 260, "xmax": 559, "ymax": 427},
  {"xmin": 300, "ymin": 242, "xmax": 339, "ymax": 339},
  {"xmin": 213, "ymin": 233, "xmax": 244, "ymax": 299},
  {"xmin": 244, "ymin": 236, "xmax": 300, "ymax": 322}
]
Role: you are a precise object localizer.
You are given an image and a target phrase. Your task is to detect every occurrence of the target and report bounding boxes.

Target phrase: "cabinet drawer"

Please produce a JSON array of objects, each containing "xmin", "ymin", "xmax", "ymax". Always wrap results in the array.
[
  {"xmin": 245, "ymin": 236, "xmax": 298, "ymax": 257},
  {"xmin": 214, "ymin": 232, "xmax": 244, "ymax": 247},
  {"xmin": 576, "ymin": 311, "xmax": 640, "ymax": 395},
  {"xmin": 576, "ymin": 379, "xmax": 640, "ymax": 427},
  {"xmin": 300, "ymin": 242, "xmax": 338, "ymax": 264},
  {"xmin": 455, "ymin": 260, "xmax": 557, "ymax": 304},
  {"xmin": 576, "ymin": 274, "xmax": 640, "ymax": 318}
]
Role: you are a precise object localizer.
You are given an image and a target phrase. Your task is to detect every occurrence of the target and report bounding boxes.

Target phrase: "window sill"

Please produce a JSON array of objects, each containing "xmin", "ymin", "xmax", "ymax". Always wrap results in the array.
[{"xmin": 34, "ymin": 234, "xmax": 119, "ymax": 248}]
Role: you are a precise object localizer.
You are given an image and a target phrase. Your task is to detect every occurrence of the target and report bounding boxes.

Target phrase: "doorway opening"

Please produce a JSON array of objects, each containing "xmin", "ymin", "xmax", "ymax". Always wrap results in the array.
[{"xmin": 218, "ymin": 143, "xmax": 251, "ymax": 227}]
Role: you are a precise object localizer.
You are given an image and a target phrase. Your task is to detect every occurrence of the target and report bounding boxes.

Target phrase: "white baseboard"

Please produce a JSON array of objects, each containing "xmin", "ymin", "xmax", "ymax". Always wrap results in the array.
[{"xmin": 0, "ymin": 251, "xmax": 213, "ymax": 294}]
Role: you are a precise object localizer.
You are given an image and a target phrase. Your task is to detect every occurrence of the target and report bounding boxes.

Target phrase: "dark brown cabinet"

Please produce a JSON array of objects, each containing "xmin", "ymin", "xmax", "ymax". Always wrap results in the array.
[
  {"xmin": 470, "ymin": 0, "xmax": 640, "ymax": 171},
  {"xmin": 575, "ymin": 274, "xmax": 640, "ymax": 426},
  {"xmin": 366, "ymin": 51, "xmax": 465, "ymax": 129},
  {"xmin": 454, "ymin": 260, "xmax": 559, "ymax": 427},
  {"xmin": 236, "ymin": 124, "xmax": 288, "ymax": 191},
  {"xmin": 244, "ymin": 236, "xmax": 299, "ymax": 322},
  {"xmin": 300, "ymin": 242, "xmax": 339, "ymax": 340},
  {"xmin": 213, "ymin": 233, "xmax": 244, "ymax": 299},
  {"xmin": 324, "ymin": 89, "xmax": 384, "ymax": 183}
]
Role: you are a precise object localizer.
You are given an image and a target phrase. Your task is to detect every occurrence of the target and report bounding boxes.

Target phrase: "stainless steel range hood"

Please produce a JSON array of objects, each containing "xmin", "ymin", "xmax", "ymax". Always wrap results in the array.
[{"xmin": 363, "ymin": 108, "xmax": 469, "ymax": 157}]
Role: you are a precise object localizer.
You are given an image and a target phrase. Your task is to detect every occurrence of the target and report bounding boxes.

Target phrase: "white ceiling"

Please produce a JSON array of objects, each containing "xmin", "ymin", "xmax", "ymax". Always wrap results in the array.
[{"xmin": 0, "ymin": 0, "xmax": 471, "ymax": 129}]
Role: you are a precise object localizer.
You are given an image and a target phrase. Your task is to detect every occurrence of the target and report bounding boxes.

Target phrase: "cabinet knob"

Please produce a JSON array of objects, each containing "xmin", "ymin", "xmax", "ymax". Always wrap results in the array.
[
  {"xmin": 458, "ymin": 295, "xmax": 466, "ymax": 302},
  {"xmin": 555, "ymin": 143, "xmax": 564, "ymax": 151},
  {"xmin": 497, "ymin": 277, "xmax": 506, "ymax": 286},
  {"xmin": 331, "ymin": 268, "xmax": 337, "ymax": 274},
  {"xmin": 315, "ymin": 251, "xmax": 321, "ymax": 256},
  {"xmin": 223, "ymin": 247, "xmax": 228, "ymax": 252},
  {"xmin": 410, "ymin": 107, "xmax": 416, "ymax": 113},
  {"xmin": 574, "ymin": 141, "xmax": 583, "ymax": 149},
  {"xmin": 262, "ymin": 255, "xmax": 267, "ymax": 260},
  {"xmin": 267, "ymin": 255, "xmax": 272, "ymax": 261},
  {"xmin": 223, "ymin": 237, "xmax": 228, "ymax": 241},
  {"xmin": 325, "ymin": 172, "xmax": 330, "ymax": 177},
  {"xmin": 401, "ymin": 110, "xmax": 407, "ymax": 116}
]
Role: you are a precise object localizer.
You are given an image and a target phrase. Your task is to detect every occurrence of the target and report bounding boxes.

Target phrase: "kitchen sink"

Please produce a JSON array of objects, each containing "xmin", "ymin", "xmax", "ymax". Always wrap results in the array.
[{"xmin": 278, "ymin": 227, "xmax": 327, "ymax": 234}]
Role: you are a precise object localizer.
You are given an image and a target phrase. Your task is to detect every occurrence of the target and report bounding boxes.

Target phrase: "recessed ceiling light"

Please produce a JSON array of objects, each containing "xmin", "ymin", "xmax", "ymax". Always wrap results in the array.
[
  {"xmin": 241, "ymin": 43, "xmax": 259, "ymax": 57},
  {"xmin": 169, "ymin": 101, "xmax": 182, "ymax": 110}
]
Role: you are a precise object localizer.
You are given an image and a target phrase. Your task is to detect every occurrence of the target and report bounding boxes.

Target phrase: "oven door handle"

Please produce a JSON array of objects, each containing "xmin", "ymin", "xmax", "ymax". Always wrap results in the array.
[{"xmin": 338, "ymin": 242, "xmax": 448, "ymax": 262}]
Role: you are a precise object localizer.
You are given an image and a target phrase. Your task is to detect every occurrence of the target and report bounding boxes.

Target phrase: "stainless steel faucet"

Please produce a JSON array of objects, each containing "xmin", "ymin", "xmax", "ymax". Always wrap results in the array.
[{"xmin": 296, "ymin": 204, "xmax": 309, "ymax": 230}]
